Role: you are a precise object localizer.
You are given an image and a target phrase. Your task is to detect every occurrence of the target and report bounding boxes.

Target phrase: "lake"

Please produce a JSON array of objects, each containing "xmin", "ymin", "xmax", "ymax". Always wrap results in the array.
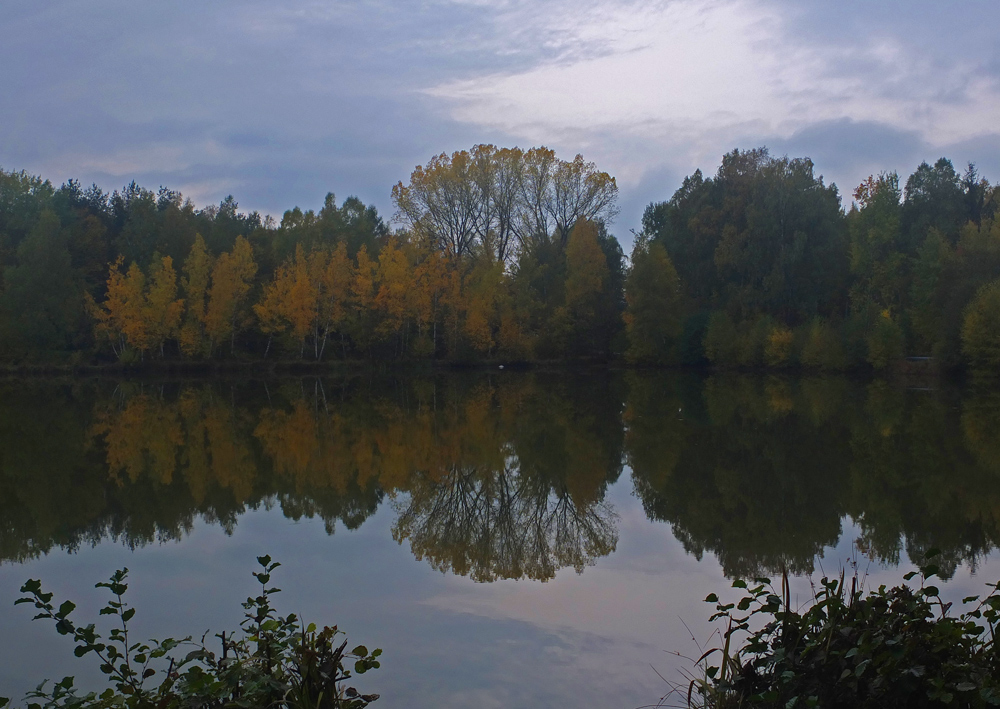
[{"xmin": 1, "ymin": 371, "xmax": 999, "ymax": 707}]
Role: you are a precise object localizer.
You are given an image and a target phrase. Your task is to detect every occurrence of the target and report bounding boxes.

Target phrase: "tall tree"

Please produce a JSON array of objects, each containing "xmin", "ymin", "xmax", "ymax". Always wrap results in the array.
[
  {"xmin": 88, "ymin": 257, "xmax": 148, "ymax": 359},
  {"xmin": 204, "ymin": 236, "xmax": 257, "ymax": 354},
  {"xmin": 318, "ymin": 242, "xmax": 355, "ymax": 359},
  {"xmin": 562, "ymin": 219, "xmax": 610, "ymax": 356},
  {"xmin": 0, "ymin": 209, "xmax": 81, "ymax": 355},
  {"xmin": 178, "ymin": 235, "xmax": 214, "ymax": 357},
  {"xmin": 393, "ymin": 144, "xmax": 618, "ymax": 262},
  {"xmin": 143, "ymin": 255, "xmax": 184, "ymax": 357},
  {"xmin": 623, "ymin": 238, "xmax": 683, "ymax": 364}
]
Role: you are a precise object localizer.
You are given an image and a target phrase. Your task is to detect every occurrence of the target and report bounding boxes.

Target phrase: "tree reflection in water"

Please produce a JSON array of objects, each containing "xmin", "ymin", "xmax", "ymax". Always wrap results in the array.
[
  {"xmin": 0, "ymin": 372, "xmax": 999, "ymax": 580},
  {"xmin": 393, "ymin": 461, "xmax": 617, "ymax": 582}
]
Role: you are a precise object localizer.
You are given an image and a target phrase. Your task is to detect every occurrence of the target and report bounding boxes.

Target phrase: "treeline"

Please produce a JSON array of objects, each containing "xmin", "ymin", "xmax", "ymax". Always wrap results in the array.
[
  {"xmin": 1, "ymin": 145, "xmax": 999, "ymax": 369},
  {"xmin": 634, "ymin": 149, "xmax": 1000, "ymax": 370},
  {"xmin": 2, "ymin": 373, "xmax": 1000, "ymax": 580},
  {"xmin": 0, "ymin": 145, "xmax": 624, "ymax": 364}
]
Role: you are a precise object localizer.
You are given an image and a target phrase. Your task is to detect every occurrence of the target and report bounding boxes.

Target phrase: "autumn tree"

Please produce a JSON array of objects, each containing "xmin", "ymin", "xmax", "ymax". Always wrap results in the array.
[
  {"xmin": 143, "ymin": 255, "xmax": 184, "ymax": 356},
  {"xmin": 350, "ymin": 245, "xmax": 379, "ymax": 354},
  {"xmin": 204, "ymin": 236, "xmax": 257, "ymax": 355},
  {"xmin": 411, "ymin": 241, "xmax": 451, "ymax": 355},
  {"xmin": 392, "ymin": 144, "xmax": 618, "ymax": 262},
  {"xmin": 391, "ymin": 150, "xmax": 481, "ymax": 259},
  {"xmin": 254, "ymin": 244, "xmax": 318, "ymax": 357},
  {"xmin": 462, "ymin": 260, "xmax": 504, "ymax": 356},
  {"xmin": 87, "ymin": 257, "xmax": 147, "ymax": 359},
  {"xmin": 178, "ymin": 234, "xmax": 214, "ymax": 357},
  {"xmin": 317, "ymin": 241, "xmax": 355, "ymax": 359},
  {"xmin": 375, "ymin": 238, "xmax": 412, "ymax": 350}
]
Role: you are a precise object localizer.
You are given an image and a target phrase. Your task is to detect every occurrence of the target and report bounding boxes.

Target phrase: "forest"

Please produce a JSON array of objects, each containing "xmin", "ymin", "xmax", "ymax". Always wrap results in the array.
[{"xmin": 1, "ymin": 144, "xmax": 998, "ymax": 371}]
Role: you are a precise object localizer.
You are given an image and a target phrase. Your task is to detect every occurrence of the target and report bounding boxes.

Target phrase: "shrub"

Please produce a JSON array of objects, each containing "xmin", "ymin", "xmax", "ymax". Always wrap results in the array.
[
  {"xmin": 694, "ymin": 555, "xmax": 1000, "ymax": 708},
  {"xmin": 5, "ymin": 556, "xmax": 382, "ymax": 709}
]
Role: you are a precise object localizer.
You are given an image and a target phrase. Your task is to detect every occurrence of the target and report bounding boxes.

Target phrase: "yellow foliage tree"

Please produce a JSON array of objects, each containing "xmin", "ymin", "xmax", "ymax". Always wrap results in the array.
[
  {"xmin": 411, "ymin": 242, "xmax": 452, "ymax": 354},
  {"xmin": 318, "ymin": 241, "xmax": 354, "ymax": 359},
  {"xmin": 462, "ymin": 261, "xmax": 503, "ymax": 354},
  {"xmin": 375, "ymin": 238, "xmax": 413, "ymax": 349},
  {"xmin": 179, "ymin": 234, "xmax": 214, "ymax": 357},
  {"xmin": 87, "ymin": 256, "xmax": 149, "ymax": 360},
  {"xmin": 144, "ymin": 255, "xmax": 184, "ymax": 357},
  {"xmin": 204, "ymin": 236, "xmax": 257, "ymax": 355},
  {"xmin": 254, "ymin": 245, "xmax": 320, "ymax": 358},
  {"xmin": 351, "ymin": 245, "xmax": 379, "ymax": 353}
]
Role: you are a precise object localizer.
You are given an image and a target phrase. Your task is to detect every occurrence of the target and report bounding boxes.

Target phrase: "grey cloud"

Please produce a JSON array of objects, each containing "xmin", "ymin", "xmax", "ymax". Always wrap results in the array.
[
  {"xmin": 3, "ymin": 0, "xmax": 999, "ymax": 239},
  {"xmin": 769, "ymin": 118, "xmax": 926, "ymax": 195}
]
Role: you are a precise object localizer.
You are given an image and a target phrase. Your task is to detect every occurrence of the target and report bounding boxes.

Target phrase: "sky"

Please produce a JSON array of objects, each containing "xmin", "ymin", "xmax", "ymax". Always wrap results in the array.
[{"xmin": 3, "ymin": 0, "xmax": 999, "ymax": 246}]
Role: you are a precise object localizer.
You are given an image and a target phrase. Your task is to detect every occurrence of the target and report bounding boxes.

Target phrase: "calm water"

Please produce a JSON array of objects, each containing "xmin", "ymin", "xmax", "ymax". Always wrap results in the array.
[{"xmin": 1, "ymin": 372, "xmax": 999, "ymax": 706}]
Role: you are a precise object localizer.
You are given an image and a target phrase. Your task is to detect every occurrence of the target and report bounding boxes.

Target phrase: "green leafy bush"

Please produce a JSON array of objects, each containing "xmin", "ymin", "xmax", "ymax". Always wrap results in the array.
[
  {"xmin": 4, "ymin": 556, "xmax": 381, "ymax": 709},
  {"xmin": 695, "ymin": 554, "xmax": 1000, "ymax": 708}
]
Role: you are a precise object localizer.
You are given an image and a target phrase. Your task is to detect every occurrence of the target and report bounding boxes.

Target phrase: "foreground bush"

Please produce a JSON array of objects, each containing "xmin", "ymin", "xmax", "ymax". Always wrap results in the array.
[
  {"xmin": 695, "ymin": 554, "xmax": 1000, "ymax": 708},
  {"xmin": 3, "ymin": 556, "xmax": 381, "ymax": 709}
]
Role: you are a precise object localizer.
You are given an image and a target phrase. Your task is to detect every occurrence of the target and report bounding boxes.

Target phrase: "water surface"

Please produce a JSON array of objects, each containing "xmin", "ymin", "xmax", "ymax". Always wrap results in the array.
[{"xmin": 1, "ymin": 372, "xmax": 999, "ymax": 706}]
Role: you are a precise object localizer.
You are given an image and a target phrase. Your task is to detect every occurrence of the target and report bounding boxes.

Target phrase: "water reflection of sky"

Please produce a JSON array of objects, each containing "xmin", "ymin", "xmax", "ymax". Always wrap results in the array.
[{"xmin": 3, "ymin": 470, "xmax": 999, "ymax": 707}]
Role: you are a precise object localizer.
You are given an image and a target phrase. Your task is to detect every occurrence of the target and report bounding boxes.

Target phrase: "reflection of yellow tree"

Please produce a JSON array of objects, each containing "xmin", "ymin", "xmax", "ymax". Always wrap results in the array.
[
  {"xmin": 179, "ymin": 391, "xmax": 257, "ymax": 503},
  {"xmin": 254, "ymin": 400, "xmax": 366, "ymax": 498},
  {"xmin": 392, "ymin": 462, "xmax": 617, "ymax": 582},
  {"xmin": 93, "ymin": 393, "xmax": 184, "ymax": 484},
  {"xmin": 389, "ymin": 379, "xmax": 621, "ymax": 581}
]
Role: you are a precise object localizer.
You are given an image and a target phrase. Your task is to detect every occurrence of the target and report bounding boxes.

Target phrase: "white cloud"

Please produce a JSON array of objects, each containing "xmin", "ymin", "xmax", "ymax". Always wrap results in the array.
[{"xmin": 426, "ymin": 0, "xmax": 1000, "ymax": 188}]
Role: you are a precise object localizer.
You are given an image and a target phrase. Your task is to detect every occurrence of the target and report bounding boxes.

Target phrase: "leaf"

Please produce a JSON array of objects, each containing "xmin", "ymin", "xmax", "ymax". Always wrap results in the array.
[
  {"xmin": 705, "ymin": 593, "xmax": 719, "ymax": 603},
  {"xmin": 957, "ymin": 683, "xmax": 977, "ymax": 692},
  {"xmin": 121, "ymin": 608, "xmax": 136, "ymax": 622},
  {"xmin": 352, "ymin": 645, "xmax": 369, "ymax": 656}
]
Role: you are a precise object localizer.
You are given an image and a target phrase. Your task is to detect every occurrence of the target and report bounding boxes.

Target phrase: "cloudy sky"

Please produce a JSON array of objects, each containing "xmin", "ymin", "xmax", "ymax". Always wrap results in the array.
[{"xmin": 3, "ymin": 0, "xmax": 999, "ymax": 244}]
